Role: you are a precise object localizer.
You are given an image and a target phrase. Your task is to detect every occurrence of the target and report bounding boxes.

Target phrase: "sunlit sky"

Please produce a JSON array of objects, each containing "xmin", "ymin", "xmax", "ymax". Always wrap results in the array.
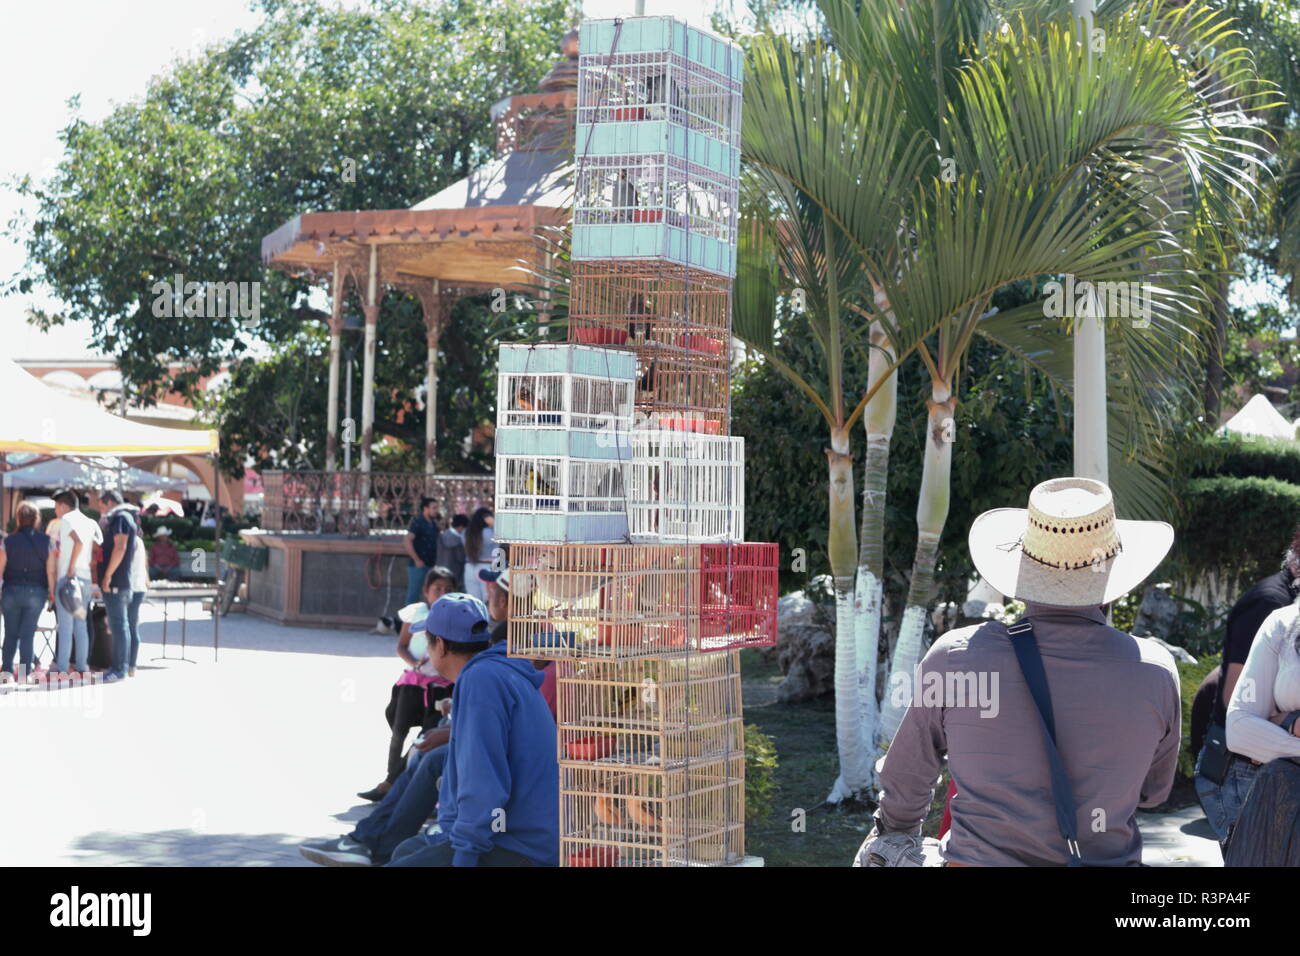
[
  {"xmin": 1, "ymin": 0, "xmax": 1282, "ymax": 365},
  {"xmin": 0, "ymin": 0, "xmax": 732, "ymax": 361}
]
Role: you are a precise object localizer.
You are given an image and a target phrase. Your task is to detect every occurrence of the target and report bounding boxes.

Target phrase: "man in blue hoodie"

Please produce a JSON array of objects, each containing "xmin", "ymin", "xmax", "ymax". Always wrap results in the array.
[{"xmin": 386, "ymin": 592, "xmax": 558, "ymax": 867}]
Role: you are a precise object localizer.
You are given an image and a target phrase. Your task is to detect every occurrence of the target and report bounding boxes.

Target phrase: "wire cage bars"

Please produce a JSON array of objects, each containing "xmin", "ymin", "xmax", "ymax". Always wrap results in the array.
[
  {"xmin": 627, "ymin": 430, "xmax": 744, "ymax": 542},
  {"xmin": 576, "ymin": 50, "xmax": 741, "ymax": 163},
  {"xmin": 494, "ymin": 456, "xmax": 629, "ymax": 544},
  {"xmin": 556, "ymin": 652, "xmax": 743, "ymax": 768},
  {"xmin": 561, "ymin": 755, "xmax": 745, "ymax": 867},
  {"xmin": 572, "ymin": 153, "xmax": 737, "ymax": 277},
  {"xmin": 506, "ymin": 542, "xmax": 778, "ymax": 659}
]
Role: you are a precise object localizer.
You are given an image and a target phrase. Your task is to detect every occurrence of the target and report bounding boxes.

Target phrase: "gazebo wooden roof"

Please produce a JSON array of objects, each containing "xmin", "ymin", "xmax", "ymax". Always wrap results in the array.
[{"xmin": 259, "ymin": 30, "xmax": 580, "ymax": 474}]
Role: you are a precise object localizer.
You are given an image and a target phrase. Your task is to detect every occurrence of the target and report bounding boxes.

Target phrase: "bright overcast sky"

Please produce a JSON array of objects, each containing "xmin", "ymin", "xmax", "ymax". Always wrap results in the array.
[{"xmin": 0, "ymin": 0, "xmax": 726, "ymax": 361}]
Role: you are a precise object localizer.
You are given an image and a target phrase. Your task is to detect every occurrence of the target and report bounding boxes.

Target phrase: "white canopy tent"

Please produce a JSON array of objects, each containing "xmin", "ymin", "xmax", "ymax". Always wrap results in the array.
[
  {"xmin": 1218, "ymin": 393, "xmax": 1297, "ymax": 442},
  {"xmin": 0, "ymin": 357, "xmax": 217, "ymax": 456}
]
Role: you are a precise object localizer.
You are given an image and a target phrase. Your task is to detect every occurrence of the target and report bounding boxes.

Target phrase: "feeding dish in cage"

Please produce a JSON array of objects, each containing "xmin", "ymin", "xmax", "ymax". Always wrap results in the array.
[
  {"xmin": 573, "ymin": 327, "xmax": 629, "ymax": 346},
  {"xmin": 657, "ymin": 415, "xmax": 720, "ymax": 434}
]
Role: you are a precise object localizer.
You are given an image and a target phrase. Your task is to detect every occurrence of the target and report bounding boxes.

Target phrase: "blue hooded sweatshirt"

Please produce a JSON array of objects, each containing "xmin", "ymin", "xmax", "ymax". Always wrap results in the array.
[{"xmin": 434, "ymin": 641, "xmax": 559, "ymax": 866}]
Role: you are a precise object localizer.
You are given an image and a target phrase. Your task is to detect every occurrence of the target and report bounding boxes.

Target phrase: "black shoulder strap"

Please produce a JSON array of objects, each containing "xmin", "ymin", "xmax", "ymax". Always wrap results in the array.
[{"xmin": 1005, "ymin": 619, "xmax": 1086, "ymax": 866}]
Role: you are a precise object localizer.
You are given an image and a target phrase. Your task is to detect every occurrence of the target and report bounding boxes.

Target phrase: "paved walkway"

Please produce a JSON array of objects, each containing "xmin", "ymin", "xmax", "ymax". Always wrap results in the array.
[
  {"xmin": 2, "ymin": 605, "xmax": 400, "ymax": 867},
  {"xmin": 1, "ymin": 604, "xmax": 1223, "ymax": 866}
]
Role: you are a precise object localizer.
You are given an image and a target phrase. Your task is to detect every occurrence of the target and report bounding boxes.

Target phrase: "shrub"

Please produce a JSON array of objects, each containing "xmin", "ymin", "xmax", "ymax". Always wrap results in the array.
[
  {"xmin": 1172, "ymin": 476, "xmax": 1300, "ymax": 596},
  {"xmin": 1177, "ymin": 653, "xmax": 1221, "ymax": 781},
  {"xmin": 1195, "ymin": 433, "xmax": 1300, "ymax": 485},
  {"xmin": 744, "ymin": 723, "xmax": 779, "ymax": 826}
]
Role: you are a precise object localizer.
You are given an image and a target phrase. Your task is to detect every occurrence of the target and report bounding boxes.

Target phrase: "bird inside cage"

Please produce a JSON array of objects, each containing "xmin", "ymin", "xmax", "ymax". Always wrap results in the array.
[{"xmin": 626, "ymin": 288, "xmax": 652, "ymax": 342}]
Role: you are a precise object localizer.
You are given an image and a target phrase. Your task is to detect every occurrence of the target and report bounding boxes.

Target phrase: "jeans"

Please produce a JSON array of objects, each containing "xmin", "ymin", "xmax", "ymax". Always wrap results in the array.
[
  {"xmin": 1194, "ymin": 745, "xmax": 1260, "ymax": 847},
  {"xmin": 2, "ymin": 584, "xmax": 47, "ymax": 676},
  {"xmin": 54, "ymin": 576, "xmax": 92, "ymax": 673},
  {"xmin": 405, "ymin": 564, "xmax": 427, "ymax": 605},
  {"xmin": 352, "ymin": 744, "xmax": 448, "ymax": 865},
  {"xmin": 127, "ymin": 590, "xmax": 145, "ymax": 670},
  {"xmin": 103, "ymin": 588, "xmax": 133, "ymax": 679},
  {"xmin": 386, "ymin": 834, "xmax": 535, "ymax": 867}
]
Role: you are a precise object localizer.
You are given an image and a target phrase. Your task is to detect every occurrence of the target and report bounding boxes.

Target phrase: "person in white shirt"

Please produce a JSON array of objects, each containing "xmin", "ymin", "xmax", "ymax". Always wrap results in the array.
[
  {"xmin": 47, "ymin": 489, "xmax": 102, "ymax": 677},
  {"xmin": 1225, "ymin": 601, "xmax": 1300, "ymax": 765}
]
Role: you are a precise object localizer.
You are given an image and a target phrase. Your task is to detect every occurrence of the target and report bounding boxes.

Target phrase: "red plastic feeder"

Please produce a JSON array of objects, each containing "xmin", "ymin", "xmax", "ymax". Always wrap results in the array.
[
  {"xmin": 632, "ymin": 208, "xmax": 663, "ymax": 223},
  {"xmin": 657, "ymin": 416, "xmax": 722, "ymax": 434},
  {"xmin": 574, "ymin": 328, "xmax": 629, "ymax": 346},
  {"xmin": 568, "ymin": 846, "xmax": 621, "ymax": 867},
  {"xmin": 610, "ymin": 106, "xmax": 645, "ymax": 121},
  {"xmin": 566, "ymin": 736, "xmax": 618, "ymax": 760},
  {"xmin": 677, "ymin": 333, "xmax": 723, "ymax": 354}
]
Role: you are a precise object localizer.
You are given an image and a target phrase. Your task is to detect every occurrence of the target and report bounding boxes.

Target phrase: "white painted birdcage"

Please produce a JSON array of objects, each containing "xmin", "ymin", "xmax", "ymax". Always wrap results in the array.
[
  {"xmin": 627, "ymin": 430, "xmax": 743, "ymax": 542},
  {"xmin": 572, "ymin": 153, "xmax": 738, "ymax": 277},
  {"xmin": 494, "ymin": 343, "xmax": 638, "ymax": 544}
]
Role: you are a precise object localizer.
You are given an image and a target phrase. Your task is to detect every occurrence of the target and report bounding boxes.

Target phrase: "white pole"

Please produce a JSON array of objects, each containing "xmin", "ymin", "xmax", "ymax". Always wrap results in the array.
[{"xmin": 1072, "ymin": 0, "xmax": 1107, "ymax": 484}]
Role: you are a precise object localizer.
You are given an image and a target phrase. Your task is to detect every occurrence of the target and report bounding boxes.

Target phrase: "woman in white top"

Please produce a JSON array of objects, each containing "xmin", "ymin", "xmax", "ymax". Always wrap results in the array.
[
  {"xmin": 461, "ymin": 507, "xmax": 496, "ymax": 603},
  {"xmin": 1225, "ymin": 601, "xmax": 1300, "ymax": 764}
]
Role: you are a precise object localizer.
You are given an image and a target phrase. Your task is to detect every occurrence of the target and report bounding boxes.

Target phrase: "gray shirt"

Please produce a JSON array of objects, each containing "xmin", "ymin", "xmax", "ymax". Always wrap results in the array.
[{"xmin": 878, "ymin": 603, "xmax": 1181, "ymax": 866}]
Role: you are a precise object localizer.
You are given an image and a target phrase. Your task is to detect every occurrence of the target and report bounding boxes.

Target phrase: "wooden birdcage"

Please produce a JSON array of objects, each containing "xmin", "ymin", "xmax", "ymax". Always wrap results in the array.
[
  {"xmin": 556, "ymin": 652, "xmax": 743, "ymax": 768},
  {"xmin": 628, "ymin": 429, "xmax": 743, "ymax": 542},
  {"xmin": 561, "ymin": 755, "xmax": 745, "ymax": 867},
  {"xmin": 506, "ymin": 542, "xmax": 778, "ymax": 659}
]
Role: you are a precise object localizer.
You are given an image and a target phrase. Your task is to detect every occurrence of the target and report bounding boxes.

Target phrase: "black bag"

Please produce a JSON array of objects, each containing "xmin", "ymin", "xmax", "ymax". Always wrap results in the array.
[
  {"xmin": 1223, "ymin": 757, "xmax": 1300, "ymax": 866},
  {"xmin": 88, "ymin": 603, "xmax": 112, "ymax": 671},
  {"xmin": 1198, "ymin": 720, "xmax": 1233, "ymax": 786}
]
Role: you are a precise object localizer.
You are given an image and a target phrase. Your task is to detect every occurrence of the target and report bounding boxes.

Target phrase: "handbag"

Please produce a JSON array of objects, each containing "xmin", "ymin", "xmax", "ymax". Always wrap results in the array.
[
  {"xmin": 1198, "ymin": 720, "xmax": 1232, "ymax": 786},
  {"xmin": 1004, "ymin": 618, "xmax": 1099, "ymax": 867}
]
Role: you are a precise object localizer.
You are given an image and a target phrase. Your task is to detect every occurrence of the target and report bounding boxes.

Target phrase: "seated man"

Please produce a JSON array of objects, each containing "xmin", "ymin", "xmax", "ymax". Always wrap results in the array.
[
  {"xmin": 387, "ymin": 592, "xmax": 558, "ymax": 867},
  {"xmin": 147, "ymin": 528, "xmax": 181, "ymax": 580}
]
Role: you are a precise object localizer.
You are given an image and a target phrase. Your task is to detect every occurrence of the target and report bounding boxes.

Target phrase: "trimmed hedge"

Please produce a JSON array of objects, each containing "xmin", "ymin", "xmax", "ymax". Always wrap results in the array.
[
  {"xmin": 1175, "ymin": 476, "xmax": 1300, "ymax": 595},
  {"xmin": 1195, "ymin": 434, "xmax": 1300, "ymax": 486}
]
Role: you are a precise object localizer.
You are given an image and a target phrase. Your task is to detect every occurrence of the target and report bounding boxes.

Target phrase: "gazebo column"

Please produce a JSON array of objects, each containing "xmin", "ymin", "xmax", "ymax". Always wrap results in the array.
[
  {"xmin": 325, "ymin": 266, "xmax": 344, "ymax": 472},
  {"xmin": 422, "ymin": 280, "xmax": 443, "ymax": 474},
  {"xmin": 360, "ymin": 244, "xmax": 381, "ymax": 474}
]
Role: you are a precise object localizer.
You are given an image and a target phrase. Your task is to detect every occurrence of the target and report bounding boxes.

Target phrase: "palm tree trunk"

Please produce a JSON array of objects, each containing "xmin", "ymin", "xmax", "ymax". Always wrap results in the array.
[
  {"xmin": 851, "ymin": 316, "xmax": 896, "ymax": 796},
  {"xmin": 825, "ymin": 424, "xmax": 871, "ymax": 804},
  {"xmin": 878, "ymin": 386, "xmax": 954, "ymax": 744}
]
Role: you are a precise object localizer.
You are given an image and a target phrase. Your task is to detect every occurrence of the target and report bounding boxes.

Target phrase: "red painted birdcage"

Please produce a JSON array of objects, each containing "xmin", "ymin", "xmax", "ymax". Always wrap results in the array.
[{"xmin": 506, "ymin": 542, "xmax": 778, "ymax": 660}]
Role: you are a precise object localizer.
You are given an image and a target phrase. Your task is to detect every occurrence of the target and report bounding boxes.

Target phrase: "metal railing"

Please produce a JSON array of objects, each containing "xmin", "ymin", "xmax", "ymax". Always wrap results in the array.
[{"xmin": 260, "ymin": 471, "xmax": 495, "ymax": 536}]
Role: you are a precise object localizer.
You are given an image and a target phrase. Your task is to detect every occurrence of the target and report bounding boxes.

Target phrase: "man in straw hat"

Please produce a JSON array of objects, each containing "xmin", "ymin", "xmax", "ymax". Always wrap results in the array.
[{"xmin": 854, "ymin": 477, "xmax": 1181, "ymax": 866}]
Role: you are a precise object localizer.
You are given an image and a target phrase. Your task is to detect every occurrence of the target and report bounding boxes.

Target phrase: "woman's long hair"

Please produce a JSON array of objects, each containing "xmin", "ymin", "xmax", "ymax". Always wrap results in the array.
[{"xmin": 465, "ymin": 506, "xmax": 494, "ymax": 564}]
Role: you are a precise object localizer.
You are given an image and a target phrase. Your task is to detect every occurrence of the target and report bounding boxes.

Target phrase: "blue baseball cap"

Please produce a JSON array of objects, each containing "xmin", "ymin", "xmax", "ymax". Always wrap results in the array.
[
  {"xmin": 419, "ymin": 592, "xmax": 490, "ymax": 643},
  {"xmin": 478, "ymin": 566, "xmax": 510, "ymax": 590}
]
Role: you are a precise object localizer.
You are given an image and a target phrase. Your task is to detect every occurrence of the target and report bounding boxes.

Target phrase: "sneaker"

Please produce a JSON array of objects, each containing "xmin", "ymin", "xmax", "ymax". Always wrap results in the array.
[
  {"xmin": 357, "ymin": 784, "xmax": 390, "ymax": 802},
  {"xmin": 299, "ymin": 837, "xmax": 373, "ymax": 867},
  {"xmin": 0, "ymin": 672, "xmax": 13, "ymax": 685},
  {"xmin": 128, "ymin": 668, "xmax": 136, "ymax": 677},
  {"xmin": 102, "ymin": 672, "xmax": 124, "ymax": 684}
]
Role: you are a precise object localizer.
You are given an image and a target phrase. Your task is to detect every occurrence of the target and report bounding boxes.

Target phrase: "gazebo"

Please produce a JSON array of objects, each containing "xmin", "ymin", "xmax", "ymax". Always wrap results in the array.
[
  {"xmin": 243, "ymin": 32, "xmax": 580, "ymax": 627},
  {"xmin": 260, "ymin": 31, "xmax": 577, "ymax": 478}
]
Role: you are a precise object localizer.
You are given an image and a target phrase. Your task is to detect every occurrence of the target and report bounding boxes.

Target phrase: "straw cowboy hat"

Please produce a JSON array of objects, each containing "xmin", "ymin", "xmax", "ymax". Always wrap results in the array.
[{"xmin": 968, "ymin": 477, "xmax": 1173, "ymax": 607}]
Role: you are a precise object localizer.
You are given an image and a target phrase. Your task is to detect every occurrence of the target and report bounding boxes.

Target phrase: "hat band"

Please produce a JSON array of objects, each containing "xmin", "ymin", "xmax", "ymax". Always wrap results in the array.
[{"xmin": 1020, "ymin": 537, "xmax": 1122, "ymax": 571}]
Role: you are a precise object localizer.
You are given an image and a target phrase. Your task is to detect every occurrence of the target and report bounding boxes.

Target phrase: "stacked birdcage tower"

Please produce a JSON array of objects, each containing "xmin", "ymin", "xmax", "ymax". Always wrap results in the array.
[{"xmin": 498, "ymin": 15, "xmax": 772, "ymax": 866}]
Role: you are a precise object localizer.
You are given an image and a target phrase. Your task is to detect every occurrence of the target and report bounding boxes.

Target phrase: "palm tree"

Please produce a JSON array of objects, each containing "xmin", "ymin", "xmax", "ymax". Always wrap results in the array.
[{"xmin": 736, "ymin": 0, "xmax": 1270, "ymax": 798}]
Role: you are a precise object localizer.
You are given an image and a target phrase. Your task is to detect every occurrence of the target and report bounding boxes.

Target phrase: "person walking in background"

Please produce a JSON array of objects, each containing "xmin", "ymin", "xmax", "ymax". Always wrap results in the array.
[
  {"xmin": 0, "ymin": 502, "xmax": 54, "ymax": 684},
  {"xmin": 48, "ymin": 489, "xmax": 100, "ymax": 680},
  {"xmin": 97, "ymin": 489, "xmax": 138, "ymax": 683},
  {"xmin": 436, "ymin": 513, "xmax": 469, "ymax": 590},
  {"xmin": 126, "ymin": 502, "xmax": 150, "ymax": 677},
  {"xmin": 462, "ymin": 507, "xmax": 496, "ymax": 603},
  {"xmin": 403, "ymin": 497, "xmax": 441, "ymax": 605},
  {"xmin": 855, "ymin": 478, "xmax": 1180, "ymax": 867}
]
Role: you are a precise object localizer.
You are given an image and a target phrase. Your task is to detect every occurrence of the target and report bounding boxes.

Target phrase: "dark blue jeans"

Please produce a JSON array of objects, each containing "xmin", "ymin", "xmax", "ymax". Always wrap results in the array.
[
  {"xmin": 103, "ymin": 588, "xmax": 132, "ymax": 678},
  {"xmin": 405, "ymin": 564, "xmax": 427, "ymax": 605},
  {"xmin": 386, "ymin": 836, "xmax": 535, "ymax": 867},
  {"xmin": 351, "ymin": 744, "xmax": 448, "ymax": 864},
  {"xmin": 2, "ymin": 584, "xmax": 47, "ymax": 676},
  {"xmin": 127, "ymin": 590, "xmax": 145, "ymax": 670}
]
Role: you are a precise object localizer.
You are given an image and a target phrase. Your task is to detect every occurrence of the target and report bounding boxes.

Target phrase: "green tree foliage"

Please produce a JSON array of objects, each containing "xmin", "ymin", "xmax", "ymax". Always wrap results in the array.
[
  {"xmin": 734, "ymin": 323, "xmax": 1073, "ymax": 601},
  {"xmin": 6, "ymin": 0, "xmax": 570, "ymax": 471}
]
